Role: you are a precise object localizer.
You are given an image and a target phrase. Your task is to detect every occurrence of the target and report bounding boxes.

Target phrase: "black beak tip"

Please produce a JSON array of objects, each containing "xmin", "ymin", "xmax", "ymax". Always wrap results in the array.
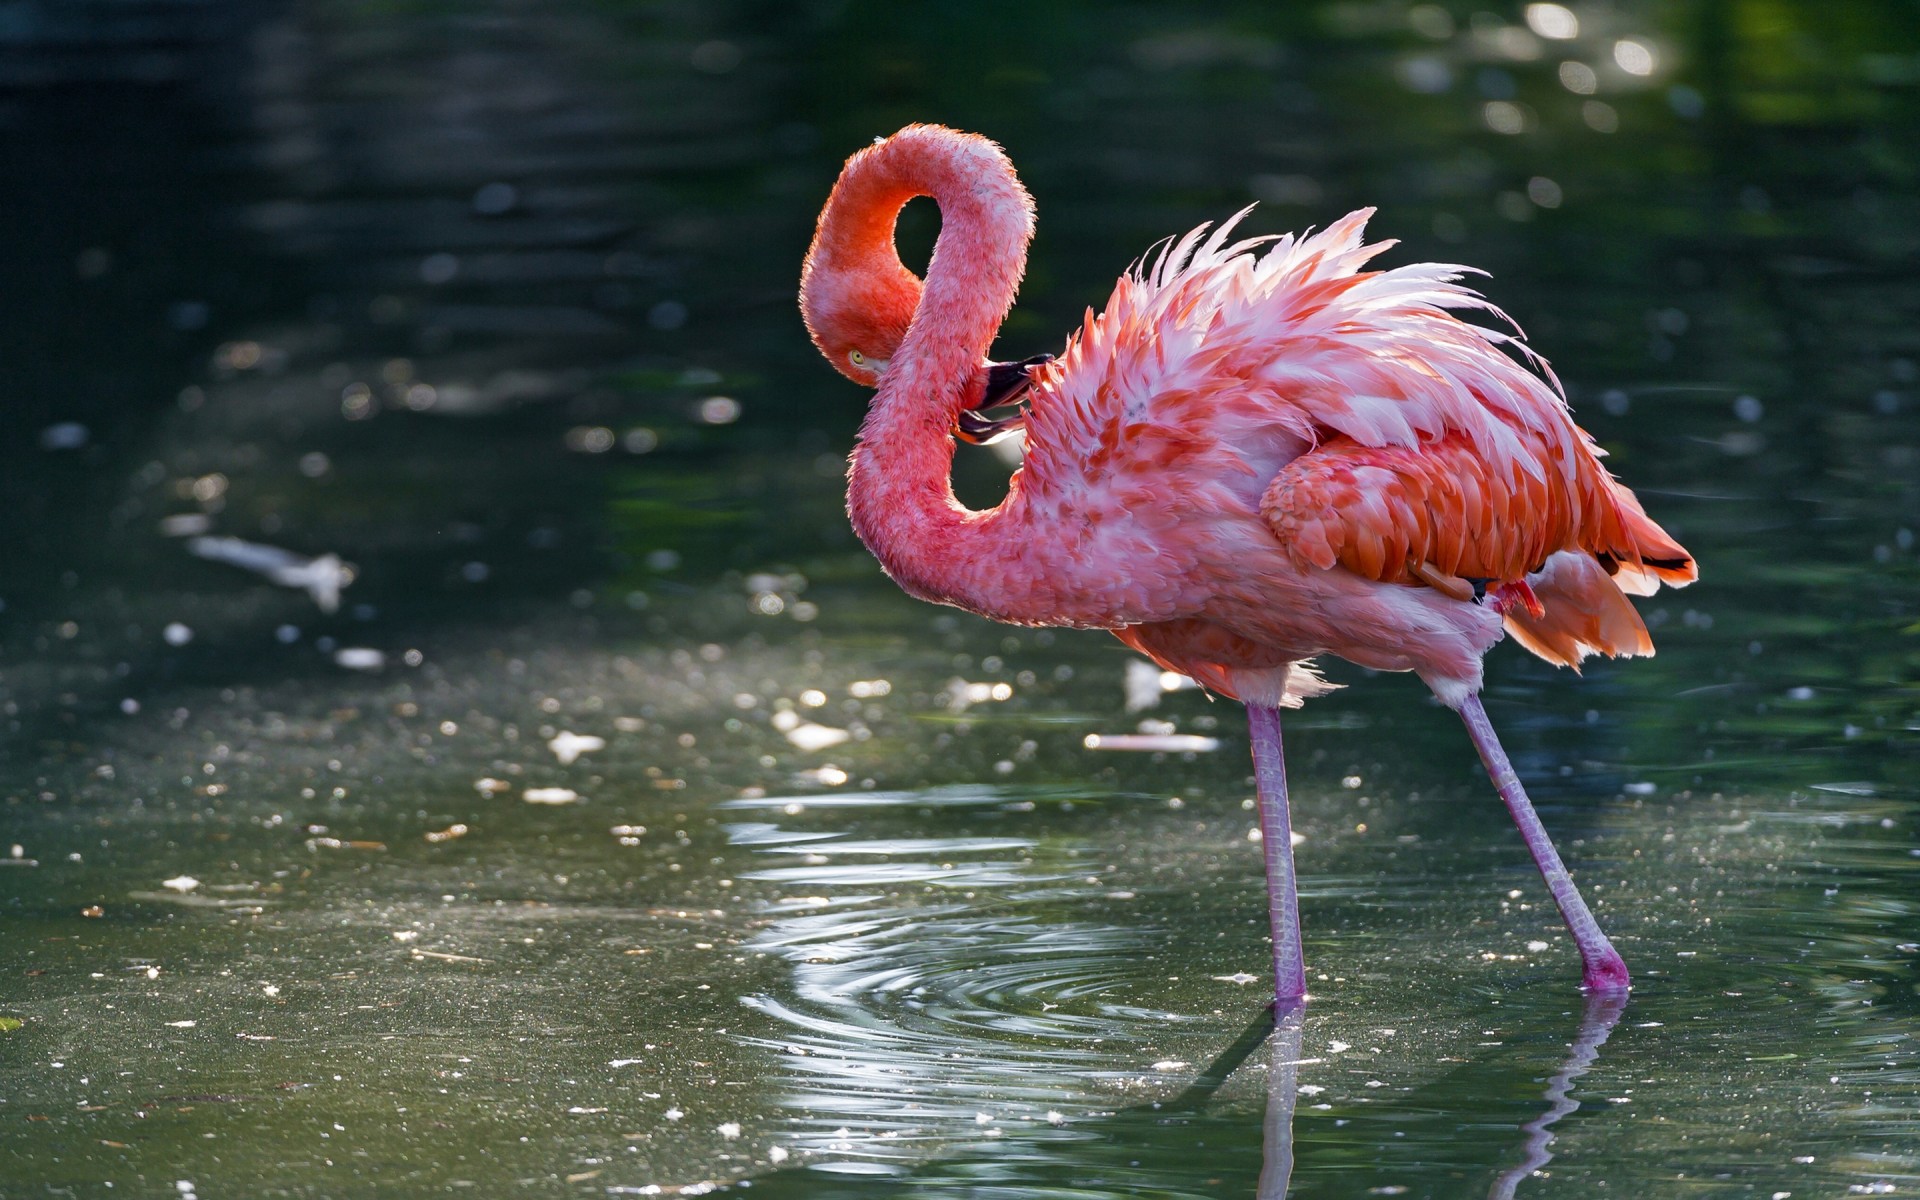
[{"xmin": 980, "ymin": 353, "xmax": 1053, "ymax": 409}]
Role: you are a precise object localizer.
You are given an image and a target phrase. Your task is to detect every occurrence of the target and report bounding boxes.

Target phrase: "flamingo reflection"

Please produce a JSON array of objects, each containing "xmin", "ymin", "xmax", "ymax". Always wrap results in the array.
[{"xmin": 1485, "ymin": 993, "xmax": 1629, "ymax": 1198}]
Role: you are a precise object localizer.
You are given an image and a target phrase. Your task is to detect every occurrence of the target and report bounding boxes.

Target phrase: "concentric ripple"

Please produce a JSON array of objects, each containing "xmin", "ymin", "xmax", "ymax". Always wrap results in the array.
[{"xmin": 724, "ymin": 787, "xmax": 1197, "ymax": 1166}]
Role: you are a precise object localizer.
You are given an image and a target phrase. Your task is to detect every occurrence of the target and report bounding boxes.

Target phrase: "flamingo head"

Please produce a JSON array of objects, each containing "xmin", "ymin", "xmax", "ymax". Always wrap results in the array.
[{"xmin": 799, "ymin": 250, "xmax": 922, "ymax": 387}]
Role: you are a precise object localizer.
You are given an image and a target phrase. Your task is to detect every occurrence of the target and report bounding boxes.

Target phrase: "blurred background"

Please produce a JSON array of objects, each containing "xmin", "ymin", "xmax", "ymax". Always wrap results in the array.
[{"xmin": 0, "ymin": 1, "xmax": 1916, "ymax": 1196}]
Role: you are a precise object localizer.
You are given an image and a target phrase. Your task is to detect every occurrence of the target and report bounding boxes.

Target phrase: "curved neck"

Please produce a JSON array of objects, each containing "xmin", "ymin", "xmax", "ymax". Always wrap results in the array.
[{"xmin": 829, "ymin": 128, "xmax": 1038, "ymax": 614}]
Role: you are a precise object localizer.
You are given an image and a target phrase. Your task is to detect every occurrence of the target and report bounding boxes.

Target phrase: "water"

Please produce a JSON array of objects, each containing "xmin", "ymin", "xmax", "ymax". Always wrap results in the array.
[{"xmin": 2, "ymin": 1, "xmax": 1917, "ymax": 1195}]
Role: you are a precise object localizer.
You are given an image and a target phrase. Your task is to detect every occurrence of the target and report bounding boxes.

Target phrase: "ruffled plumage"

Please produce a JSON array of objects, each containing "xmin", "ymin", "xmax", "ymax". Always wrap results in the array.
[{"xmin": 1013, "ymin": 206, "xmax": 1694, "ymax": 679}]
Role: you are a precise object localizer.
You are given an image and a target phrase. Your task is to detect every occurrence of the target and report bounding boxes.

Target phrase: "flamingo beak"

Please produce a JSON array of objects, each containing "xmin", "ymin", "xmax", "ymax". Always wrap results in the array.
[{"xmin": 955, "ymin": 353, "xmax": 1052, "ymax": 445}]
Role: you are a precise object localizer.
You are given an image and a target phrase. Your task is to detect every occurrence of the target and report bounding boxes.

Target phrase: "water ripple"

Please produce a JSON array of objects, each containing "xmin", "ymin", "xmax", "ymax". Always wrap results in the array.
[{"xmin": 730, "ymin": 810, "xmax": 1187, "ymax": 1164}]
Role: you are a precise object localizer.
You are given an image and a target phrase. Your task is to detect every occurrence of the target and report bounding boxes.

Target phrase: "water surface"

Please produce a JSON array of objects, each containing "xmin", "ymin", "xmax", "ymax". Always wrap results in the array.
[{"xmin": 1, "ymin": 1, "xmax": 1917, "ymax": 1196}]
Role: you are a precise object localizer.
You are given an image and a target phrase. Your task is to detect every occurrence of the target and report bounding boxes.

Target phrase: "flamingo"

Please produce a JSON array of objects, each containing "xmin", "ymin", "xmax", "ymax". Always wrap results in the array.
[{"xmin": 798, "ymin": 125, "xmax": 1695, "ymax": 1005}]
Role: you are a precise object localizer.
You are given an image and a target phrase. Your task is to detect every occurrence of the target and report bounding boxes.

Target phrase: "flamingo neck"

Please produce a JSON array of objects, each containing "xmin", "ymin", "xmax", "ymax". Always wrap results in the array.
[{"xmin": 832, "ymin": 128, "xmax": 1039, "ymax": 617}]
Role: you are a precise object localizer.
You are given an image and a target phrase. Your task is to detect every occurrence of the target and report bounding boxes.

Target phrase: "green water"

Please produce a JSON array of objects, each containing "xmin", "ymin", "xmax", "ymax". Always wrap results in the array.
[{"xmin": 1, "ymin": 1, "xmax": 1916, "ymax": 1196}]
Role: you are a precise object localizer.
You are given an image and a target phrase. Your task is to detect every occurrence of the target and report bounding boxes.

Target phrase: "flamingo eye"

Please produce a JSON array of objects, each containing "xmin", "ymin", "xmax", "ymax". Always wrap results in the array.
[{"xmin": 848, "ymin": 349, "xmax": 866, "ymax": 367}]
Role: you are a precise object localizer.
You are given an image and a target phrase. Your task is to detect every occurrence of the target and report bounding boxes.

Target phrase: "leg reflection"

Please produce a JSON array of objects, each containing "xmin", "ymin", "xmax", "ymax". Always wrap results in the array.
[
  {"xmin": 1258, "ymin": 1003, "xmax": 1306, "ymax": 1199},
  {"xmin": 1487, "ymin": 992, "xmax": 1629, "ymax": 1198}
]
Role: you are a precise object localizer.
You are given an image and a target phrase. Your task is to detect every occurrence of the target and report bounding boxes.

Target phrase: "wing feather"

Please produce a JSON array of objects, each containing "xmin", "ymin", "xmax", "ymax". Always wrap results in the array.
[{"xmin": 1013, "ymin": 206, "xmax": 1694, "ymax": 661}]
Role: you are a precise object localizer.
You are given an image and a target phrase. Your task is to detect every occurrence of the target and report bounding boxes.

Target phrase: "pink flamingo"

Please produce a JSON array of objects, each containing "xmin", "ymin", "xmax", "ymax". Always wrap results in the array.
[{"xmin": 798, "ymin": 125, "xmax": 1695, "ymax": 1004}]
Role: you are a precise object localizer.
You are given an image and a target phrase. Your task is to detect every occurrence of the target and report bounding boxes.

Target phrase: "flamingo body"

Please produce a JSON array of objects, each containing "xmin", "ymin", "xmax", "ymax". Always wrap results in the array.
[{"xmin": 800, "ymin": 125, "xmax": 1695, "ymax": 1000}]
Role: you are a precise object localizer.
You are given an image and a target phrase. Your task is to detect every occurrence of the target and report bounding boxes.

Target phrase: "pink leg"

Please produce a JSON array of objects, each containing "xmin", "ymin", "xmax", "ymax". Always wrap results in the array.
[
  {"xmin": 1458, "ymin": 693, "xmax": 1630, "ymax": 992},
  {"xmin": 1248, "ymin": 703, "xmax": 1308, "ymax": 1007}
]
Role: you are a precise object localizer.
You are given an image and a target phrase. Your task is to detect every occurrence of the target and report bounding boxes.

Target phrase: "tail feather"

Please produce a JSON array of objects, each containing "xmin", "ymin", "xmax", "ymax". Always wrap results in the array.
[
  {"xmin": 1604, "ymin": 489, "xmax": 1696, "ymax": 595},
  {"xmin": 1505, "ymin": 551, "xmax": 1655, "ymax": 669}
]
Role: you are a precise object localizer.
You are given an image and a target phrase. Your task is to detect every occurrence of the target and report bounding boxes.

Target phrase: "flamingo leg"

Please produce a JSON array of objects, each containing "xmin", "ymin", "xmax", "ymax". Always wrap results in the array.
[
  {"xmin": 1248, "ymin": 702, "xmax": 1308, "ymax": 1007},
  {"xmin": 1458, "ymin": 693, "xmax": 1630, "ymax": 992}
]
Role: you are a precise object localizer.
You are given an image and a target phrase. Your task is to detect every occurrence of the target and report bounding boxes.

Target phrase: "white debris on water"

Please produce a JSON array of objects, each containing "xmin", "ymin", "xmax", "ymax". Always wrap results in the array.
[
  {"xmin": 333, "ymin": 647, "xmax": 385, "ymax": 671},
  {"xmin": 186, "ymin": 535, "xmax": 355, "ymax": 613},
  {"xmin": 159, "ymin": 513, "xmax": 214, "ymax": 537},
  {"xmin": 161, "ymin": 875, "xmax": 200, "ymax": 892},
  {"xmin": 547, "ymin": 731, "xmax": 605, "ymax": 765},
  {"xmin": 716, "ymin": 1122, "xmax": 741, "ymax": 1140},
  {"xmin": 1124, "ymin": 659, "xmax": 1198, "ymax": 712},
  {"xmin": 522, "ymin": 787, "xmax": 580, "ymax": 805},
  {"xmin": 784, "ymin": 722, "xmax": 851, "ymax": 752},
  {"xmin": 943, "ymin": 677, "xmax": 1014, "ymax": 714},
  {"xmin": 474, "ymin": 777, "xmax": 511, "ymax": 796},
  {"xmin": 163, "ymin": 623, "xmax": 194, "ymax": 646},
  {"xmin": 1083, "ymin": 733, "xmax": 1220, "ymax": 752}
]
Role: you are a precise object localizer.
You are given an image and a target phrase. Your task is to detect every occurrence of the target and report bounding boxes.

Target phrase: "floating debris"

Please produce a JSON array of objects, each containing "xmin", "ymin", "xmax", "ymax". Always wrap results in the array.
[
  {"xmin": 784, "ymin": 722, "xmax": 850, "ymax": 752},
  {"xmin": 410, "ymin": 948, "xmax": 488, "ymax": 964},
  {"xmin": 523, "ymin": 787, "xmax": 580, "ymax": 805},
  {"xmin": 305, "ymin": 837, "xmax": 387, "ymax": 852},
  {"xmin": 547, "ymin": 731, "xmax": 605, "ymax": 765},
  {"xmin": 1124, "ymin": 659, "xmax": 1199, "ymax": 712},
  {"xmin": 128, "ymin": 890, "xmax": 267, "ymax": 910},
  {"xmin": 159, "ymin": 513, "xmax": 214, "ymax": 537},
  {"xmin": 333, "ymin": 647, "xmax": 386, "ymax": 671},
  {"xmin": 424, "ymin": 824, "xmax": 468, "ymax": 843},
  {"xmin": 186, "ymin": 536, "xmax": 355, "ymax": 613},
  {"xmin": 162, "ymin": 875, "xmax": 200, "ymax": 893},
  {"xmin": 1082, "ymin": 733, "xmax": 1221, "ymax": 753},
  {"xmin": 474, "ymin": 777, "xmax": 512, "ymax": 796},
  {"xmin": 942, "ymin": 677, "xmax": 1014, "ymax": 714},
  {"xmin": 771, "ymin": 709, "xmax": 852, "ymax": 751}
]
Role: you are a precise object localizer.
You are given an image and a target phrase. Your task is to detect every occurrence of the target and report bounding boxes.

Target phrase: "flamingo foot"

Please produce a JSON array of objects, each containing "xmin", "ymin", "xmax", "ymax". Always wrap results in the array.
[
  {"xmin": 1457, "ymin": 692, "xmax": 1630, "ymax": 994},
  {"xmin": 1247, "ymin": 702, "xmax": 1308, "ymax": 1007}
]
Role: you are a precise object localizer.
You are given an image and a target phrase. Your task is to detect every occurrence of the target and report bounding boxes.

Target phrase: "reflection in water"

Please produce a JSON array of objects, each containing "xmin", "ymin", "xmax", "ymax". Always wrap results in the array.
[
  {"xmin": 729, "ymin": 787, "xmax": 1636, "ymax": 1196},
  {"xmin": 1260, "ymin": 1007, "xmax": 1304, "ymax": 1199},
  {"xmin": 1487, "ymin": 994, "xmax": 1628, "ymax": 1199},
  {"xmin": 1244, "ymin": 996, "xmax": 1626, "ymax": 1199}
]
